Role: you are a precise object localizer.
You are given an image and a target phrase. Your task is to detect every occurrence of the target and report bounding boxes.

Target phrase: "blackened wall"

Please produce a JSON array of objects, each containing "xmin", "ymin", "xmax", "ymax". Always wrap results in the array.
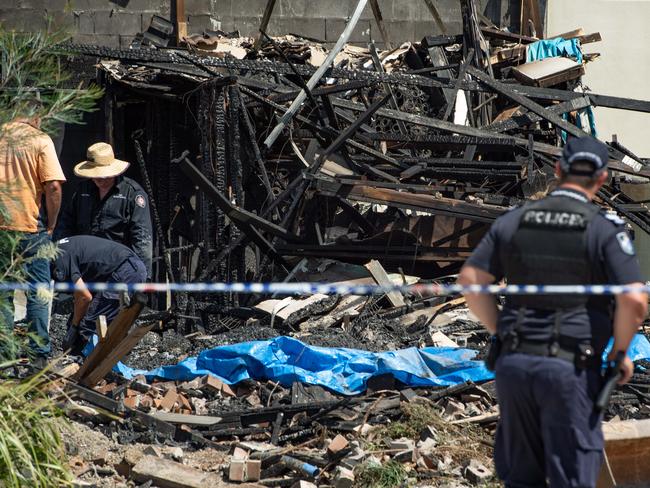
[{"xmin": 1, "ymin": 0, "xmax": 525, "ymax": 49}]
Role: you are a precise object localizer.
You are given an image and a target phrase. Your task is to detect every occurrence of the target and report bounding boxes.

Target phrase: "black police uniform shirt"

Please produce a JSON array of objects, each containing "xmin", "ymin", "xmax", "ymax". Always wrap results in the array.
[
  {"xmin": 53, "ymin": 235, "xmax": 138, "ymax": 284},
  {"xmin": 55, "ymin": 176, "xmax": 153, "ymax": 278},
  {"xmin": 466, "ymin": 187, "xmax": 643, "ymax": 355}
]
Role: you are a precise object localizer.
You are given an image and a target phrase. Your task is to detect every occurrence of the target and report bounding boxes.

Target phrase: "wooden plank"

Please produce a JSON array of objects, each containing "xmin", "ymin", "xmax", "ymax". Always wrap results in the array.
[
  {"xmin": 253, "ymin": 0, "xmax": 277, "ymax": 51},
  {"xmin": 150, "ymin": 412, "xmax": 224, "ymax": 426},
  {"xmin": 132, "ymin": 455, "xmax": 222, "ymax": 488},
  {"xmin": 81, "ymin": 323, "xmax": 155, "ymax": 387},
  {"xmin": 75, "ymin": 298, "xmax": 145, "ymax": 382},
  {"xmin": 467, "ymin": 66, "xmax": 588, "ymax": 139},
  {"xmin": 174, "ymin": 0, "xmax": 186, "ymax": 43},
  {"xmin": 369, "ymin": 0, "xmax": 392, "ymax": 50},
  {"xmin": 365, "ymin": 259, "xmax": 406, "ymax": 308},
  {"xmin": 486, "ymin": 97, "xmax": 591, "ymax": 133},
  {"xmin": 96, "ymin": 315, "xmax": 108, "ymax": 343},
  {"xmin": 480, "ymin": 26, "xmax": 536, "ymax": 44},
  {"xmin": 522, "ymin": 0, "xmax": 542, "ymax": 38}
]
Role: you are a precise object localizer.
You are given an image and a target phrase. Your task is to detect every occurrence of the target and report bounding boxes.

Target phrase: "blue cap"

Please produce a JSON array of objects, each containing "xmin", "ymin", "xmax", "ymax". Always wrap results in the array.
[{"xmin": 560, "ymin": 137, "xmax": 609, "ymax": 176}]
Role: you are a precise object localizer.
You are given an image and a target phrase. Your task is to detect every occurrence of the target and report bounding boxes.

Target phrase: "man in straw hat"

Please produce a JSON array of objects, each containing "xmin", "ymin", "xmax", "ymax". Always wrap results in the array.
[
  {"xmin": 0, "ymin": 98, "xmax": 66, "ymax": 362},
  {"xmin": 56, "ymin": 142, "xmax": 152, "ymax": 278}
]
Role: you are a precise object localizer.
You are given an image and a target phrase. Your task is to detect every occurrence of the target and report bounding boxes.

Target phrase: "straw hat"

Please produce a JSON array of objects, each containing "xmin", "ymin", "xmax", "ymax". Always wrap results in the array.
[{"xmin": 74, "ymin": 142, "xmax": 130, "ymax": 178}]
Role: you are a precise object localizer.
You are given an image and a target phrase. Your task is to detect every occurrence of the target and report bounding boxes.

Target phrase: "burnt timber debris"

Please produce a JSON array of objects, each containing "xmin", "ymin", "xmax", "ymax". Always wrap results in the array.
[{"xmin": 39, "ymin": 0, "xmax": 650, "ymax": 486}]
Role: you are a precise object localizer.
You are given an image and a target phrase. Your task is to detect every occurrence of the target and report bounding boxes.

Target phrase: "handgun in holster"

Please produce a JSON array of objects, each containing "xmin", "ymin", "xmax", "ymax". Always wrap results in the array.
[{"xmin": 485, "ymin": 335, "xmax": 503, "ymax": 372}]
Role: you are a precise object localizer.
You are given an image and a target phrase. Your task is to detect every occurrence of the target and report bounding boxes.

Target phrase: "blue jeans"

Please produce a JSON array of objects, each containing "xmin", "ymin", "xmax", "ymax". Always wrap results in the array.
[{"xmin": 0, "ymin": 231, "xmax": 52, "ymax": 357}]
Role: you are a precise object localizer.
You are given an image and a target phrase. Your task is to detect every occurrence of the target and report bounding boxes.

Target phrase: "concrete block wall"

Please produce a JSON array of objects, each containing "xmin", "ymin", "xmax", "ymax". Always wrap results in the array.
[{"xmin": 0, "ymin": 0, "xmax": 521, "ymax": 49}]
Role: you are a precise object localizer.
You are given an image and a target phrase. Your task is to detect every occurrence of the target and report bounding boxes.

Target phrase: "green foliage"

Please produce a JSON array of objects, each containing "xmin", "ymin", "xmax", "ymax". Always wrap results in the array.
[
  {"xmin": 0, "ymin": 19, "xmax": 102, "ymax": 487},
  {"xmin": 354, "ymin": 460, "xmax": 408, "ymax": 488},
  {"xmin": 0, "ymin": 374, "xmax": 73, "ymax": 487},
  {"xmin": 0, "ymin": 24, "xmax": 103, "ymax": 136},
  {"xmin": 379, "ymin": 402, "xmax": 440, "ymax": 440}
]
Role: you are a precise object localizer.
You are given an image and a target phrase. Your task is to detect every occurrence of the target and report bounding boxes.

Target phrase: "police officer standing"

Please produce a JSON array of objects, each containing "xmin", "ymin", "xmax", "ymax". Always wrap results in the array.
[
  {"xmin": 458, "ymin": 137, "xmax": 648, "ymax": 487},
  {"xmin": 56, "ymin": 142, "xmax": 153, "ymax": 278}
]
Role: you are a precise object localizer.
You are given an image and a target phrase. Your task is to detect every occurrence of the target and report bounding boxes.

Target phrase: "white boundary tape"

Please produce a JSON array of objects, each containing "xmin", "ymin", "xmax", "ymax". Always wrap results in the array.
[{"xmin": 0, "ymin": 282, "xmax": 648, "ymax": 296}]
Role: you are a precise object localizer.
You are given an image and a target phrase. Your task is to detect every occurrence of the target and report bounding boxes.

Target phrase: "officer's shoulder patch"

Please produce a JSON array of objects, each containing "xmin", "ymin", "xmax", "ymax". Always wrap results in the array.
[
  {"xmin": 135, "ymin": 194, "xmax": 146, "ymax": 208},
  {"xmin": 602, "ymin": 211, "xmax": 626, "ymax": 226},
  {"xmin": 616, "ymin": 232, "xmax": 635, "ymax": 256}
]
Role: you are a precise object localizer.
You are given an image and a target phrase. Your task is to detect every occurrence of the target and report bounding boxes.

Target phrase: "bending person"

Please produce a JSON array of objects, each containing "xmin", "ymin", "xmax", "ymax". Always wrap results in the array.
[{"xmin": 52, "ymin": 235, "xmax": 146, "ymax": 354}]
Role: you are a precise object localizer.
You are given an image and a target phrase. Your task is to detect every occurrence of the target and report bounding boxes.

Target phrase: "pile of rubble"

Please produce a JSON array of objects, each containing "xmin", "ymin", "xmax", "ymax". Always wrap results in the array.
[
  {"xmin": 64, "ymin": 0, "xmax": 650, "ymax": 321},
  {"xmin": 54, "ymin": 356, "xmax": 498, "ymax": 487},
  {"xmin": 47, "ymin": 0, "xmax": 650, "ymax": 486}
]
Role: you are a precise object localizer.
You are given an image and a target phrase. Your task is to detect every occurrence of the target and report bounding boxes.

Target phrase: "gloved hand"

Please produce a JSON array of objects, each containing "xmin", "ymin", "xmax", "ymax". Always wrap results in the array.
[{"xmin": 62, "ymin": 318, "xmax": 82, "ymax": 355}]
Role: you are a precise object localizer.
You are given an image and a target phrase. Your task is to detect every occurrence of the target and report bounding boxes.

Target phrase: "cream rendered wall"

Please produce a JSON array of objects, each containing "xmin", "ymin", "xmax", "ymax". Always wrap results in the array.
[{"xmin": 547, "ymin": 0, "xmax": 650, "ymax": 279}]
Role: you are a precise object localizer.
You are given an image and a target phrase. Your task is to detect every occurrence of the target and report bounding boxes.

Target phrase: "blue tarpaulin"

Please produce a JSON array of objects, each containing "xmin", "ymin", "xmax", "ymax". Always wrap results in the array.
[
  {"xmin": 112, "ymin": 336, "xmax": 493, "ymax": 395},
  {"xmin": 100, "ymin": 334, "xmax": 650, "ymax": 396}
]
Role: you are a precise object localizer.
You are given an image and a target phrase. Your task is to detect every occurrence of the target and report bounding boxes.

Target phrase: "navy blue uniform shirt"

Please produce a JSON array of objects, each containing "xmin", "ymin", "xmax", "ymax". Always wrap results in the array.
[
  {"xmin": 55, "ymin": 176, "xmax": 153, "ymax": 278},
  {"xmin": 53, "ymin": 235, "xmax": 138, "ymax": 284},
  {"xmin": 466, "ymin": 187, "xmax": 643, "ymax": 354}
]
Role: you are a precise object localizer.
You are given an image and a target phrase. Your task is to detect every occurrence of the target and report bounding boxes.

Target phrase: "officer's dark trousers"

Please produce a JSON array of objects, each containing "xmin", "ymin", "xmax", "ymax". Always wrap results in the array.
[
  {"xmin": 494, "ymin": 353, "xmax": 604, "ymax": 488},
  {"xmin": 78, "ymin": 257, "xmax": 146, "ymax": 341}
]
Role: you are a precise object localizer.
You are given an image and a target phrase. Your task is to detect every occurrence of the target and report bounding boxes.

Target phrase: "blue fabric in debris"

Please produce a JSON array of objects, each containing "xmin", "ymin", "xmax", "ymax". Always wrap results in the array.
[
  {"xmin": 97, "ymin": 334, "xmax": 650, "ymax": 395},
  {"xmin": 108, "ymin": 336, "xmax": 492, "ymax": 395},
  {"xmin": 526, "ymin": 37, "xmax": 583, "ymax": 64},
  {"xmin": 525, "ymin": 36, "xmax": 596, "ymax": 138}
]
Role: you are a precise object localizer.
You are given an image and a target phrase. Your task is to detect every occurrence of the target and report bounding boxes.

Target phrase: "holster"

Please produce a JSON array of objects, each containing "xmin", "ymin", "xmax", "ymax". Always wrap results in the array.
[{"xmin": 485, "ymin": 335, "xmax": 502, "ymax": 371}]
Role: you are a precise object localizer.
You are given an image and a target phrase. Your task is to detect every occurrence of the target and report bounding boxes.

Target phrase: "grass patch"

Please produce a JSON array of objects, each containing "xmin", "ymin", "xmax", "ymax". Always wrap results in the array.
[
  {"xmin": 354, "ymin": 460, "xmax": 408, "ymax": 488},
  {"xmin": 366, "ymin": 402, "xmax": 494, "ymax": 471},
  {"xmin": 0, "ymin": 373, "xmax": 73, "ymax": 487}
]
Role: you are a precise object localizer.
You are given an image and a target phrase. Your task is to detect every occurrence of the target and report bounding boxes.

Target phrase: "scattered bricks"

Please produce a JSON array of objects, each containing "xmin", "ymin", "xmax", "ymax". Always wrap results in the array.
[
  {"xmin": 333, "ymin": 466, "xmax": 355, "ymax": 488},
  {"xmin": 444, "ymin": 399, "xmax": 466, "ymax": 418},
  {"xmin": 139, "ymin": 395, "xmax": 153, "ymax": 410},
  {"xmin": 464, "ymin": 459, "xmax": 492, "ymax": 484},
  {"xmin": 400, "ymin": 388, "xmax": 418, "ymax": 403},
  {"xmin": 159, "ymin": 388, "xmax": 179, "ymax": 412},
  {"xmin": 178, "ymin": 394, "xmax": 192, "ymax": 412},
  {"xmin": 388, "ymin": 438, "xmax": 415, "ymax": 451},
  {"xmin": 232, "ymin": 447, "xmax": 249, "ymax": 459},
  {"xmin": 461, "ymin": 394, "xmax": 483, "ymax": 404},
  {"xmin": 246, "ymin": 391, "xmax": 262, "ymax": 407},
  {"xmin": 221, "ymin": 383, "xmax": 237, "ymax": 397},
  {"xmin": 123, "ymin": 395, "xmax": 140, "ymax": 409},
  {"xmin": 247, "ymin": 460, "xmax": 261, "ymax": 482},
  {"xmin": 229, "ymin": 459, "xmax": 262, "ymax": 482},
  {"xmin": 143, "ymin": 446, "xmax": 163, "ymax": 457},
  {"xmin": 202, "ymin": 375, "xmax": 224, "ymax": 393},
  {"xmin": 327, "ymin": 434, "xmax": 350, "ymax": 457}
]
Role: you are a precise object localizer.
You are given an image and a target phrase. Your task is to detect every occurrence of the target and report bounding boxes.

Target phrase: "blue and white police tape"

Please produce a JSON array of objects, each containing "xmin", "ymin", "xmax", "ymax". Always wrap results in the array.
[{"xmin": 0, "ymin": 281, "xmax": 649, "ymax": 296}]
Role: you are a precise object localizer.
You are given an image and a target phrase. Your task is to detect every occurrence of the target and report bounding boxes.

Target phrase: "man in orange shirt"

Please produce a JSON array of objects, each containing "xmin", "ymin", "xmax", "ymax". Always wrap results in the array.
[{"xmin": 0, "ymin": 104, "xmax": 66, "ymax": 361}]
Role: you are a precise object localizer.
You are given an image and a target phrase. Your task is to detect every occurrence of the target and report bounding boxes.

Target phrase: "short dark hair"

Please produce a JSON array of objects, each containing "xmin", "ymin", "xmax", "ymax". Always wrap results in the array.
[{"xmin": 558, "ymin": 161, "xmax": 601, "ymax": 187}]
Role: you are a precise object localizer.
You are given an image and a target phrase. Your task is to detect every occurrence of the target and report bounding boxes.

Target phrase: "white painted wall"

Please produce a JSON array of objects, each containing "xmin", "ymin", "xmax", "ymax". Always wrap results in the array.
[
  {"xmin": 547, "ymin": 0, "xmax": 650, "ymax": 156},
  {"xmin": 548, "ymin": 1, "xmax": 650, "ymax": 279}
]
